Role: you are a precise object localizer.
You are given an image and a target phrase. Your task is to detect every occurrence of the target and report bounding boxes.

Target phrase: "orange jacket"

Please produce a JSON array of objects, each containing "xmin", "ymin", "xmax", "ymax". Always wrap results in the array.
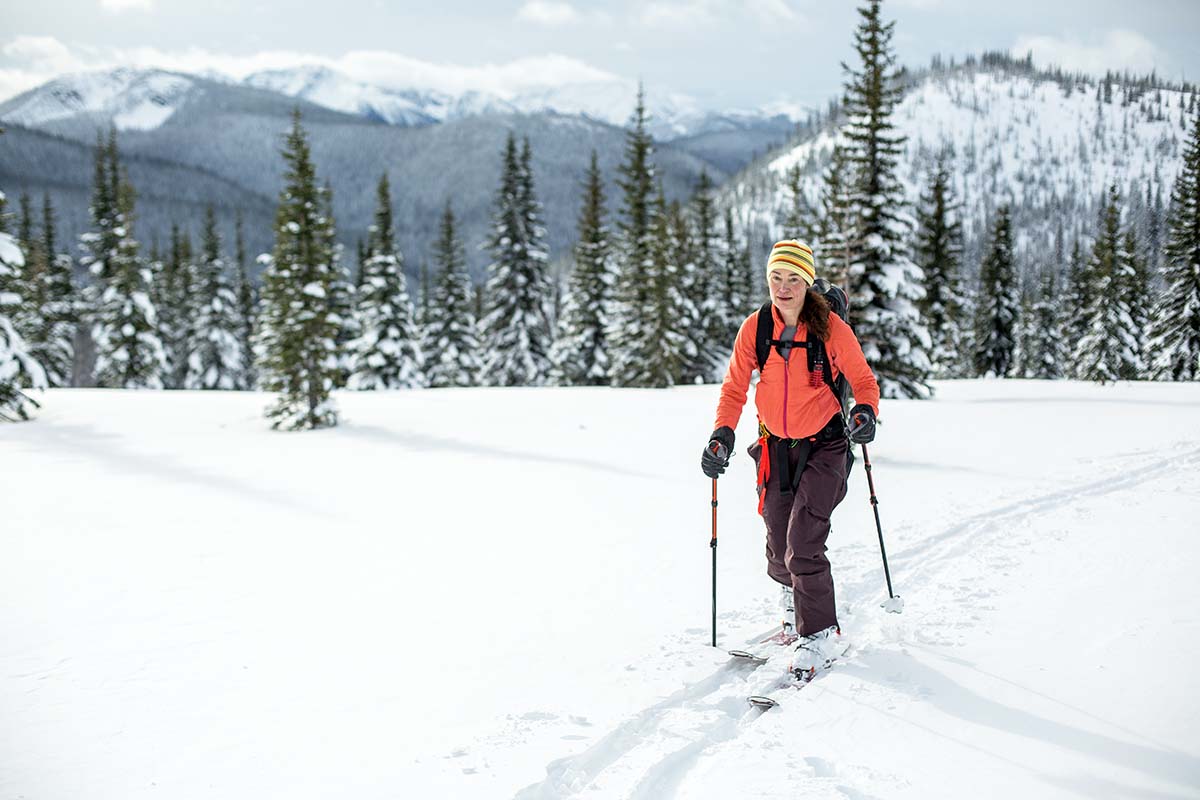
[{"xmin": 714, "ymin": 305, "xmax": 880, "ymax": 438}]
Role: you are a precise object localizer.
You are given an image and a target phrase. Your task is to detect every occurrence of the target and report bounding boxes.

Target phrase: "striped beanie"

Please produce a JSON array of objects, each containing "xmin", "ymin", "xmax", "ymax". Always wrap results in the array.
[{"xmin": 766, "ymin": 239, "xmax": 816, "ymax": 286}]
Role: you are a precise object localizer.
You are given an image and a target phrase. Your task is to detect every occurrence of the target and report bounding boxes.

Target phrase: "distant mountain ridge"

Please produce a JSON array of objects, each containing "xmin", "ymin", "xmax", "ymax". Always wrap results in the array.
[{"xmin": 0, "ymin": 65, "xmax": 801, "ymax": 142}]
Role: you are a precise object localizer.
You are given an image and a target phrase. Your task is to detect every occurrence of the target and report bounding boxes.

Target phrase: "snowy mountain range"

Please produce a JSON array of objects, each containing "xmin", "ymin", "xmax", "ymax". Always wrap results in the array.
[
  {"xmin": 0, "ymin": 65, "xmax": 797, "ymax": 142},
  {"xmin": 720, "ymin": 56, "xmax": 1198, "ymax": 279},
  {"xmin": 1, "ymin": 57, "xmax": 1194, "ymax": 291}
]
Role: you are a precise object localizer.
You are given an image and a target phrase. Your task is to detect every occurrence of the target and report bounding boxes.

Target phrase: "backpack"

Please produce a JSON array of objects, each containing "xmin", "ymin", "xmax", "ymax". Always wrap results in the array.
[{"xmin": 753, "ymin": 278, "xmax": 852, "ymax": 416}]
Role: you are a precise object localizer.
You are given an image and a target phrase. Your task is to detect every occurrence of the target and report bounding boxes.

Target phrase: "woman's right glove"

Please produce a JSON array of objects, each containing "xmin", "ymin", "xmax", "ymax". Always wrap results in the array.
[{"xmin": 700, "ymin": 426, "xmax": 736, "ymax": 478}]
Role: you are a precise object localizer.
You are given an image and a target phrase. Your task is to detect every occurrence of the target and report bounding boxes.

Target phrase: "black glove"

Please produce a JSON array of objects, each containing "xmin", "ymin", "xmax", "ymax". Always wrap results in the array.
[
  {"xmin": 847, "ymin": 404, "xmax": 877, "ymax": 444},
  {"xmin": 701, "ymin": 426, "xmax": 735, "ymax": 479}
]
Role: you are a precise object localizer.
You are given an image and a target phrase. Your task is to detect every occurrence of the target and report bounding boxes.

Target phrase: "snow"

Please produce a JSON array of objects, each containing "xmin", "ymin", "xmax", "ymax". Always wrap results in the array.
[{"xmin": 1, "ymin": 380, "xmax": 1198, "ymax": 799}]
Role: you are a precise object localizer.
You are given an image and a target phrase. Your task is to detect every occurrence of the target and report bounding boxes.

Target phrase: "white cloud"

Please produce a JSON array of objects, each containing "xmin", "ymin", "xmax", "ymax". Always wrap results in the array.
[
  {"xmin": 639, "ymin": 1, "xmax": 718, "ymax": 29},
  {"xmin": 100, "ymin": 0, "xmax": 154, "ymax": 12},
  {"xmin": 0, "ymin": 37, "xmax": 623, "ymax": 102},
  {"xmin": 1012, "ymin": 29, "xmax": 1166, "ymax": 77},
  {"xmin": 746, "ymin": 0, "xmax": 800, "ymax": 23},
  {"xmin": 516, "ymin": 1, "xmax": 579, "ymax": 25}
]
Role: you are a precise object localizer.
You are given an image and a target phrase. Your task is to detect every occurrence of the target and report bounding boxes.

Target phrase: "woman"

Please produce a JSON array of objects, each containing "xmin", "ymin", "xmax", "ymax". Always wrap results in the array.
[{"xmin": 700, "ymin": 239, "xmax": 880, "ymax": 679}]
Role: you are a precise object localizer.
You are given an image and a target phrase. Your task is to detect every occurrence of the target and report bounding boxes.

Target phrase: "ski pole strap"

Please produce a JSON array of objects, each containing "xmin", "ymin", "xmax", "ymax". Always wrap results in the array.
[{"xmin": 755, "ymin": 424, "xmax": 771, "ymax": 516}]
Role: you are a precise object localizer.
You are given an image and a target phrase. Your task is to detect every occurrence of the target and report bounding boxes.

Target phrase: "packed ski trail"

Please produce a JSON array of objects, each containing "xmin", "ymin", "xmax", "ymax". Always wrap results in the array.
[
  {"xmin": 2, "ymin": 381, "xmax": 1199, "ymax": 799},
  {"xmin": 517, "ymin": 438, "xmax": 1200, "ymax": 799}
]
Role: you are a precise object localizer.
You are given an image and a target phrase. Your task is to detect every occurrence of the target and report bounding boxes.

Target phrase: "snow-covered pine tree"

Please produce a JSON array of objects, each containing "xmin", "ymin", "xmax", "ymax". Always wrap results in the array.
[
  {"xmin": 1028, "ymin": 266, "xmax": 1063, "ymax": 379},
  {"xmin": 818, "ymin": 142, "xmax": 856, "ymax": 291},
  {"xmin": 973, "ymin": 206, "xmax": 1018, "ymax": 378},
  {"xmin": 348, "ymin": 173, "xmax": 423, "ymax": 390},
  {"xmin": 669, "ymin": 198, "xmax": 704, "ymax": 384},
  {"xmin": 186, "ymin": 206, "xmax": 243, "ymax": 389},
  {"xmin": 1074, "ymin": 186, "xmax": 1140, "ymax": 383},
  {"xmin": 640, "ymin": 185, "xmax": 688, "ymax": 387},
  {"xmin": 1149, "ymin": 113, "xmax": 1200, "ymax": 380},
  {"xmin": 711, "ymin": 208, "xmax": 757, "ymax": 357},
  {"xmin": 842, "ymin": 0, "xmax": 931, "ymax": 398},
  {"xmin": 234, "ymin": 211, "xmax": 258, "ymax": 389},
  {"xmin": 323, "ymin": 181, "xmax": 355, "ymax": 390},
  {"xmin": 690, "ymin": 170, "xmax": 726, "ymax": 380},
  {"xmin": 87, "ymin": 132, "xmax": 165, "ymax": 389},
  {"xmin": 549, "ymin": 150, "xmax": 614, "ymax": 386},
  {"xmin": 479, "ymin": 134, "xmax": 554, "ymax": 386},
  {"xmin": 17, "ymin": 193, "xmax": 75, "ymax": 387},
  {"xmin": 256, "ymin": 110, "xmax": 342, "ymax": 429},
  {"xmin": 782, "ymin": 163, "xmax": 818, "ymax": 245},
  {"xmin": 0, "ymin": 188, "xmax": 47, "ymax": 420},
  {"xmin": 914, "ymin": 155, "xmax": 966, "ymax": 377},
  {"xmin": 424, "ymin": 202, "xmax": 480, "ymax": 388},
  {"xmin": 154, "ymin": 224, "xmax": 196, "ymax": 389},
  {"xmin": 608, "ymin": 85, "xmax": 660, "ymax": 388},
  {"xmin": 1010, "ymin": 273, "xmax": 1037, "ymax": 379},
  {"xmin": 1122, "ymin": 227, "xmax": 1151, "ymax": 380},
  {"xmin": 1062, "ymin": 237, "xmax": 1089, "ymax": 351}
]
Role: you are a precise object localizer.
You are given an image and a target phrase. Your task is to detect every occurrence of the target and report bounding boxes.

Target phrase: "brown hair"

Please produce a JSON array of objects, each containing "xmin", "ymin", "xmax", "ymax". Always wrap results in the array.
[{"xmin": 801, "ymin": 287, "xmax": 831, "ymax": 341}]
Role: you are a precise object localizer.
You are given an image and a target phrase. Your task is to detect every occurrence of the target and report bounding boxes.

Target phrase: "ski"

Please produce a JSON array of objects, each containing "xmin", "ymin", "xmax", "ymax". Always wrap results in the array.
[
  {"xmin": 727, "ymin": 623, "xmax": 798, "ymax": 664},
  {"xmin": 745, "ymin": 644, "xmax": 852, "ymax": 710}
]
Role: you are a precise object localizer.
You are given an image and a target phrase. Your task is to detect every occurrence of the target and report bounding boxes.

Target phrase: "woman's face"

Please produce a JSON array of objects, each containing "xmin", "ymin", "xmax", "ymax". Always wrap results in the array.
[{"xmin": 768, "ymin": 269, "xmax": 808, "ymax": 317}]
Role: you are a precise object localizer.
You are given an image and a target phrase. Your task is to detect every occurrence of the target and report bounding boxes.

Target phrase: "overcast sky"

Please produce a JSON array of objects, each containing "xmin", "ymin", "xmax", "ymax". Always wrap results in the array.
[{"xmin": 2, "ymin": 0, "xmax": 1198, "ymax": 113}]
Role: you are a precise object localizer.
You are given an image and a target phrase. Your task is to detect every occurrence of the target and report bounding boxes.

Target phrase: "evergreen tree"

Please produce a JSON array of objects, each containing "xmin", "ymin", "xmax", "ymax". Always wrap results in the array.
[
  {"xmin": 973, "ymin": 206, "xmax": 1018, "ymax": 378},
  {"xmin": 1074, "ymin": 186, "xmax": 1140, "ymax": 383},
  {"xmin": 818, "ymin": 142, "xmax": 856, "ymax": 290},
  {"xmin": 479, "ymin": 134, "xmax": 554, "ymax": 385},
  {"xmin": 186, "ymin": 206, "xmax": 243, "ymax": 389},
  {"xmin": 669, "ymin": 198, "xmax": 704, "ymax": 384},
  {"xmin": 549, "ymin": 150, "xmax": 614, "ymax": 386},
  {"xmin": 782, "ymin": 163, "xmax": 818, "ymax": 244},
  {"xmin": 348, "ymin": 173, "xmax": 424, "ymax": 389},
  {"xmin": 20, "ymin": 193, "xmax": 75, "ymax": 387},
  {"xmin": 155, "ymin": 225, "xmax": 196, "ymax": 389},
  {"xmin": 1010, "ymin": 274, "xmax": 1037, "ymax": 379},
  {"xmin": 234, "ymin": 211, "xmax": 258, "ymax": 390},
  {"xmin": 608, "ymin": 85, "xmax": 662, "ymax": 387},
  {"xmin": 256, "ymin": 110, "xmax": 342, "ymax": 429},
  {"xmin": 914, "ymin": 156, "xmax": 966, "ymax": 377},
  {"xmin": 691, "ymin": 170, "xmax": 726, "ymax": 379},
  {"xmin": 1062, "ymin": 237, "xmax": 1089, "ymax": 347},
  {"xmin": 323, "ymin": 181, "xmax": 356, "ymax": 390},
  {"xmin": 1028, "ymin": 266, "xmax": 1063, "ymax": 379},
  {"xmin": 640, "ymin": 185, "xmax": 689, "ymax": 386},
  {"xmin": 710, "ymin": 209, "xmax": 757, "ymax": 362},
  {"xmin": 0, "ymin": 188, "xmax": 47, "ymax": 420},
  {"xmin": 842, "ymin": 0, "xmax": 931, "ymax": 398},
  {"xmin": 86, "ymin": 133, "xmax": 165, "ymax": 389},
  {"xmin": 1123, "ymin": 227, "xmax": 1151, "ymax": 379},
  {"xmin": 424, "ymin": 202, "xmax": 480, "ymax": 388},
  {"xmin": 1150, "ymin": 114, "xmax": 1200, "ymax": 380}
]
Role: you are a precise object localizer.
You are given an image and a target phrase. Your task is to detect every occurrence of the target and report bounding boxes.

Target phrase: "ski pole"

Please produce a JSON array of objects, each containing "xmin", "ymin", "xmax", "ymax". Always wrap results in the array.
[
  {"xmin": 861, "ymin": 443, "xmax": 903, "ymax": 613},
  {"xmin": 710, "ymin": 475, "xmax": 718, "ymax": 647},
  {"xmin": 707, "ymin": 440, "xmax": 729, "ymax": 647}
]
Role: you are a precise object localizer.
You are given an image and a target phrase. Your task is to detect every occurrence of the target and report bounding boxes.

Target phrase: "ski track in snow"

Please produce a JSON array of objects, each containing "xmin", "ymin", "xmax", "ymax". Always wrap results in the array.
[{"xmin": 514, "ymin": 443, "xmax": 1200, "ymax": 799}]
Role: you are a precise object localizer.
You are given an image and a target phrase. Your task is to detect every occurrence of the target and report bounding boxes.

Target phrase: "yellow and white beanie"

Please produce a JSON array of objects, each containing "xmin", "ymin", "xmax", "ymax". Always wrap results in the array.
[{"xmin": 766, "ymin": 239, "xmax": 816, "ymax": 286}]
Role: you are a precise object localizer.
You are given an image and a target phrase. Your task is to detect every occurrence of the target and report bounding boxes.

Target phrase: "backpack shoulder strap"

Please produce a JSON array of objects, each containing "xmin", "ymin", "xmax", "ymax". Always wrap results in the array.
[{"xmin": 754, "ymin": 302, "xmax": 774, "ymax": 372}]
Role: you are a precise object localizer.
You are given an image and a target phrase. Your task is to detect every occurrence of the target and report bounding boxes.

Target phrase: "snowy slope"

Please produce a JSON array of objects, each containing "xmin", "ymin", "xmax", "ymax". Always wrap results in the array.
[
  {"xmin": 728, "ymin": 63, "xmax": 1198, "ymax": 263},
  {"xmin": 2, "ymin": 381, "xmax": 1199, "ymax": 799}
]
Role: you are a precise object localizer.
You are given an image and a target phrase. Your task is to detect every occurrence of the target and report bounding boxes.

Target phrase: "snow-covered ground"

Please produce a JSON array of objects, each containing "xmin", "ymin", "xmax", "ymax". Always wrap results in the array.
[{"xmin": 3, "ymin": 381, "xmax": 1199, "ymax": 799}]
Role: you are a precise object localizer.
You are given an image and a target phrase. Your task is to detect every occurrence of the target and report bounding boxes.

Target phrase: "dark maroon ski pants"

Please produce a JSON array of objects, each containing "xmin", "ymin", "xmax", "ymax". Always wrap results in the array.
[{"xmin": 749, "ymin": 434, "xmax": 849, "ymax": 636}]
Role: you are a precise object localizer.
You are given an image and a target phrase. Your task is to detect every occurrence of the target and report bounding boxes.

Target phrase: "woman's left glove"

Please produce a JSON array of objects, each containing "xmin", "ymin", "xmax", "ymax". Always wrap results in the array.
[
  {"xmin": 847, "ymin": 405, "xmax": 877, "ymax": 444},
  {"xmin": 701, "ymin": 426, "xmax": 736, "ymax": 478}
]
